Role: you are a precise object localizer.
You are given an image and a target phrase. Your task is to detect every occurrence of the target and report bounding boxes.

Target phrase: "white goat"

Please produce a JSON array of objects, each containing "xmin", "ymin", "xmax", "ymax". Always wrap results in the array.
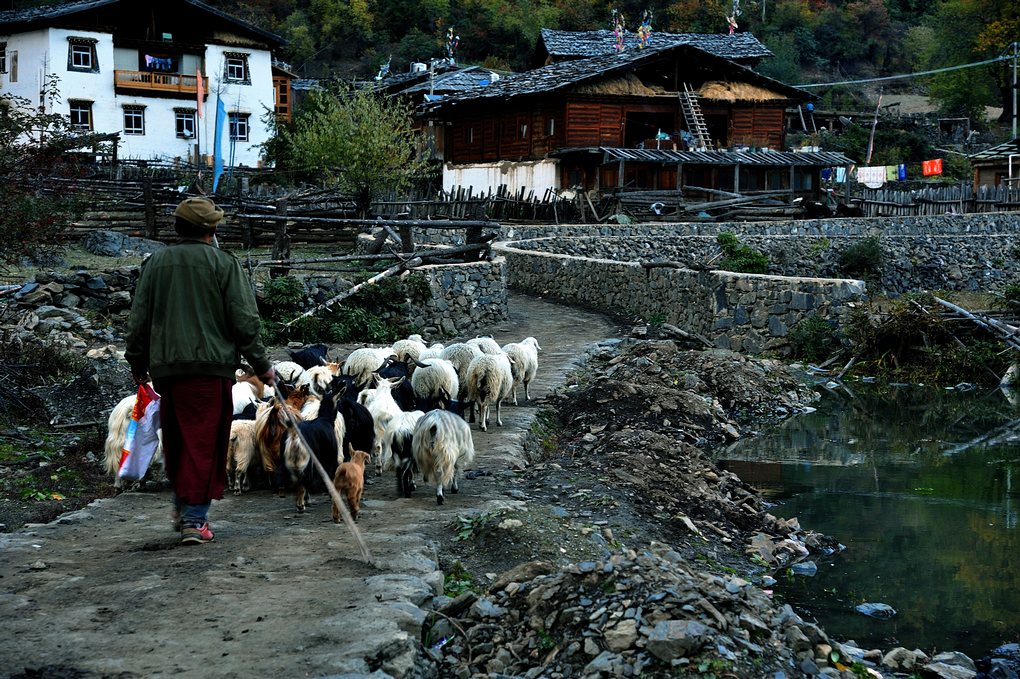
[
  {"xmin": 383, "ymin": 409, "xmax": 426, "ymax": 497},
  {"xmin": 358, "ymin": 375, "xmax": 406, "ymax": 474},
  {"xmin": 103, "ymin": 392, "xmax": 164, "ymax": 489},
  {"xmin": 227, "ymin": 418, "xmax": 260, "ymax": 494},
  {"xmin": 297, "ymin": 364, "xmax": 337, "ymax": 398},
  {"xmin": 466, "ymin": 336, "xmax": 502, "ymax": 355},
  {"xmin": 342, "ymin": 347, "xmax": 396, "ymax": 389},
  {"xmin": 411, "ymin": 409, "xmax": 475, "ymax": 504},
  {"xmin": 501, "ymin": 337, "xmax": 542, "ymax": 404},
  {"xmin": 231, "ymin": 381, "xmax": 261, "ymax": 416},
  {"xmin": 465, "ymin": 352, "xmax": 514, "ymax": 431},
  {"xmin": 411, "ymin": 358, "xmax": 459, "ymax": 411}
]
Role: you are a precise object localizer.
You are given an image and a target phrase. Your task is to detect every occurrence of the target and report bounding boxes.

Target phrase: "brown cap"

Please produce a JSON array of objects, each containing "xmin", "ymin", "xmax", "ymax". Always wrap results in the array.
[{"xmin": 173, "ymin": 197, "xmax": 224, "ymax": 230}]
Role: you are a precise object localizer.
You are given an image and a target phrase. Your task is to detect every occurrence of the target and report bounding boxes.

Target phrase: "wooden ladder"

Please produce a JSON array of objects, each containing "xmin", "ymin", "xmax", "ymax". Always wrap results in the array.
[{"xmin": 679, "ymin": 83, "xmax": 713, "ymax": 151}]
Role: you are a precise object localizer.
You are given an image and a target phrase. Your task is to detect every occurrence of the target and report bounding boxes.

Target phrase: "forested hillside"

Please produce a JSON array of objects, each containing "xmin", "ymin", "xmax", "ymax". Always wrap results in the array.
[{"xmin": 204, "ymin": 0, "xmax": 1018, "ymax": 124}]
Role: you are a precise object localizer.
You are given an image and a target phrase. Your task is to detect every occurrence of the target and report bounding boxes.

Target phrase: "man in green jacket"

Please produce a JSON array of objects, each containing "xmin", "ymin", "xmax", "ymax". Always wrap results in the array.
[{"xmin": 126, "ymin": 197, "xmax": 275, "ymax": 545}]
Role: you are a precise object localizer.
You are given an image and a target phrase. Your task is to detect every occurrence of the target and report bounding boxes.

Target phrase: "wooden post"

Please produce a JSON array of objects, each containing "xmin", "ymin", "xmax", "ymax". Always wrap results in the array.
[
  {"xmin": 398, "ymin": 224, "xmax": 414, "ymax": 253},
  {"xmin": 142, "ymin": 178, "xmax": 157, "ymax": 240},
  {"xmin": 465, "ymin": 224, "xmax": 483, "ymax": 260},
  {"xmin": 242, "ymin": 215, "xmax": 254, "ymax": 250},
  {"xmin": 271, "ymin": 198, "xmax": 290, "ymax": 278}
]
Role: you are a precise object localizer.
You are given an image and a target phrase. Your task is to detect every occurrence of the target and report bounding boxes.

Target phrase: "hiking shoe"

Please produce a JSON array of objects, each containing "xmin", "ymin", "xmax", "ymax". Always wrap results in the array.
[{"xmin": 180, "ymin": 523, "xmax": 214, "ymax": 545}]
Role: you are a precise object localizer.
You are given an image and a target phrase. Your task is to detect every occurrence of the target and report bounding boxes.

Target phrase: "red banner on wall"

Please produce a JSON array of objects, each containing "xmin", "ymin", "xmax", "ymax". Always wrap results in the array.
[{"xmin": 922, "ymin": 159, "xmax": 943, "ymax": 176}]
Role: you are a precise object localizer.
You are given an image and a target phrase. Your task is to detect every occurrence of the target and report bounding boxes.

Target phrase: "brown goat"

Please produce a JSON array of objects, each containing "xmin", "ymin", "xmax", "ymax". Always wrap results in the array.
[{"xmin": 332, "ymin": 447, "xmax": 371, "ymax": 523}]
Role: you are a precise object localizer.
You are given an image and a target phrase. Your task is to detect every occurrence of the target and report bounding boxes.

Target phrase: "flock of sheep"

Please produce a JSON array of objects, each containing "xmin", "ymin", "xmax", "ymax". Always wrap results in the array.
[{"xmin": 103, "ymin": 334, "xmax": 542, "ymax": 518}]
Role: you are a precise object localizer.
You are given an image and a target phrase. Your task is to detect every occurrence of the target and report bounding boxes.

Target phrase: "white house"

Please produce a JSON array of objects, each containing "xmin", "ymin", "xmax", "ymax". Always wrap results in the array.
[{"xmin": 0, "ymin": 0, "xmax": 288, "ymax": 168}]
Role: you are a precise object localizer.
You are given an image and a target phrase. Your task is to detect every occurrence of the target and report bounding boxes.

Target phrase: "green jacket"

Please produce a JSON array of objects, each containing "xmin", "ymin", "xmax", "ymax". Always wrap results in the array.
[{"xmin": 125, "ymin": 239, "xmax": 273, "ymax": 381}]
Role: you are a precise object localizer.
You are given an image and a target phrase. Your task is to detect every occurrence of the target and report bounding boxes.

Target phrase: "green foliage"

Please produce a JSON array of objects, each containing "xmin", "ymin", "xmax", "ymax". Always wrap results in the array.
[
  {"xmin": 536, "ymin": 629, "xmax": 556, "ymax": 650},
  {"xmin": 453, "ymin": 512, "xmax": 490, "ymax": 541},
  {"xmin": 443, "ymin": 561, "xmax": 475, "ymax": 596},
  {"xmin": 838, "ymin": 237, "xmax": 884, "ymax": 279},
  {"xmin": 789, "ymin": 316, "xmax": 841, "ymax": 363},
  {"xmin": 716, "ymin": 232, "xmax": 768, "ymax": 275},
  {"xmin": 993, "ymin": 283, "xmax": 1020, "ymax": 312},
  {"xmin": 262, "ymin": 275, "xmax": 306, "ymax": 308},
  {"xmin": 265, "ymin": 85, "xmax": 434, "ymax": 216}
]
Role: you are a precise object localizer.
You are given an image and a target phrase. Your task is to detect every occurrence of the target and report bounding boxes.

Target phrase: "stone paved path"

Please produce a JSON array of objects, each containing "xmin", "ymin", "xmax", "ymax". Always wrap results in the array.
[{"xmin": 0, "ymin": 293, "xmax": 622, "ymax": 679}]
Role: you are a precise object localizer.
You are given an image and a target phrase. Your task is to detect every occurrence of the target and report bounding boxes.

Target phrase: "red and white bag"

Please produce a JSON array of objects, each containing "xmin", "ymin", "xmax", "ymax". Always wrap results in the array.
[{"xmin": 117, "ymin": 383, "xmax": 161, "ymax": 482}]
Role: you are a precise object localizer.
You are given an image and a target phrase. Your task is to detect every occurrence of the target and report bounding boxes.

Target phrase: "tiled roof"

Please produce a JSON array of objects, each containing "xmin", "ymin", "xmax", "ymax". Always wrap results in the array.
[
  {"xmin": 399, "ymin": 66, "xmax": 505, "ymax": 96},
  {"xmin": 579, "ymin": 147, "xmax": 855, "ymax": 167},
  {"xmin": 968, "ymin": 139, "xmax": 1020, "ymax": 162},
  {"xmin": 423, "ymin": 43, "xmax": 808, "ymax": 111},
  {"xmin": 539, "ymin": 28, "xmax": 772, "ymax": 62},
  {"xmin": 0, "ymin": 0, "xmax": 284, "ymax": 46}
]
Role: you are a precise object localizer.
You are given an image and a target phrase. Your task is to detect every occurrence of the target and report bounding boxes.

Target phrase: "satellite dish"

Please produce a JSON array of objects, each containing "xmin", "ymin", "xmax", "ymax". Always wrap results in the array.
[{"xmin": 838, "ymin": 116, "xmax": 853, "ymax": 126}]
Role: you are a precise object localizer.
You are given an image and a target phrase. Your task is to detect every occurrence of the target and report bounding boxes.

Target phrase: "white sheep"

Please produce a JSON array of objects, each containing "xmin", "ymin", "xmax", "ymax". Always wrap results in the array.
[
  {"xmin": 465, "ymin": 352, "xmax": 515, "ymax": 431},
  {"xmin": 439, "ymin": 342, "xmax": 483, "ymax": 401},
  {"xmin": 501, "ymin": 336, "xmax": 542, "ymax": 404},
  {"xmin": 411, "ymin": 409, "xmax": 475, "ymax": 505},
  {"xmin": 342, "ymin": 347, "xmax": 396, "ymax": 389},
  {"xmin": 103, "ymin": 392, "xmax": 164, "ymax": 489},
  {"xmin": 418, "ymin": 342, "xmax": 446, "ymax": 362},
  {"xmin": 411, "ymin": 358, "xmax": 460, "ymax": 411},
  {"xmin": 391, "ymin": 334, "xmax": 427, "ymax": 364},
  {"xmin": 466, "ymin": 336, "xmax": 502, "ymax": 355},
  {"xmin": 272, "ymin": 360, "xmax": 306, "ymax": 385}
]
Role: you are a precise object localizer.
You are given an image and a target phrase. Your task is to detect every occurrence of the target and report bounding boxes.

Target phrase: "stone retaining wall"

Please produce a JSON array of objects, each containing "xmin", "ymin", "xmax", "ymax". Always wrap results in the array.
[
  {"xmin": 405, "ymin": 258, "xmax": 508, "ymax": 337},
  {"xmin": 495, "ymin": 240, "xmax": 865, "ymax": 355},
  {"xmin": 513, "ymin": 233, "xmax": 1017, "ymax": 295}
]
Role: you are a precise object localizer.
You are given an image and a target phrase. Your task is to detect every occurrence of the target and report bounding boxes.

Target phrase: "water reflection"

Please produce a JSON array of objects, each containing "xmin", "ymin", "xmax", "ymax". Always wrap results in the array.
[{"xmin": 716, "ymin": 384, "xmax": 1020, "ymax": 658}]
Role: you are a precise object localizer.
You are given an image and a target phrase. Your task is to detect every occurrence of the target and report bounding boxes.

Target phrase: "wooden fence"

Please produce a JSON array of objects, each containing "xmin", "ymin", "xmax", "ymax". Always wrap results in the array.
[{"xmin": 853, "ymin": 184, "xmax": 1020, "ymax": 217}]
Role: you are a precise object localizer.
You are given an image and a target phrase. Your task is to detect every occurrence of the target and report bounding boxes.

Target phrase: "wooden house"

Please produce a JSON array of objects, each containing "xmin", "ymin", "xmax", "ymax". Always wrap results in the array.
[
  {"xmin": 421, "ymin": 35, "xmax": 853, "ymax": 200},
  {"xmin": 969, "ymin": 138, "xmax": 1020, "ymax": 189}
]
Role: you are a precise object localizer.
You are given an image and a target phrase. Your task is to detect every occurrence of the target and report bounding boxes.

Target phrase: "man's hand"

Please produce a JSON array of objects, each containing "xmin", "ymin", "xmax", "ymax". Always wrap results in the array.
[
  {"xmin": 133, "ymin": 373, "xmax": 150, "ymax": 385},
  {"xmin": 259, "ymin": 367, "xmax": 276, "ymax": 387}
]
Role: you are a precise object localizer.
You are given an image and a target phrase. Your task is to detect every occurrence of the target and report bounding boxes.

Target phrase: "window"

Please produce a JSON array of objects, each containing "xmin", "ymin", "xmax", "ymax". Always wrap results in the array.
[
  {"xmin": 223, "ymin": 52, "xmax": 250, "ymax": 84},
  {"xmin": 229, "ymin": 112, "xmax": 250, "ymax": 142},
  {"xmin": 547, "ymin": 118, "xmax": 555, "ymax": 136},
  {"xmin": 175, "ymin": 109, "xmax": 196, "ymax": 139},
  {"xmin": 8, "ymin": 51, "xmax": 16, "ymax": 82},
  {"xmin": 466, "ymin": 127, "xmax": 474, "ymax": 144},
  {"xmin": 0, "ymin": 43, "xmax": 6, "ymax": 74},
  {"xmin": 68, "ymin": 100, "xmax": 93, "ymax": 131},
  {"xmin": 519, "ymin": 123, "xmax": 528, "ymax": 140},
  {"xmin": 123, "ymin": 106, "xmax": 145, "ymax": 135},
  {"xmin": 67, "ymin": 37, "xmax": 99, "ymax": 73}
]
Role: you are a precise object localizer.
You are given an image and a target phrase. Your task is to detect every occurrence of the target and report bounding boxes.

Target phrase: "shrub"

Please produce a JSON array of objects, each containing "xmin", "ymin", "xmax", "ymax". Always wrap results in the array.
[
  {"xmin": 789, "ymin": 316, "xmax": 840, "ymax": 362},
  {"xmin": 716, "ymin": 232, "xmax": 768, "ymax": 274},
  {"xmin": 838, "ymin": 236, "xmax": 883, "ymax": 279}
]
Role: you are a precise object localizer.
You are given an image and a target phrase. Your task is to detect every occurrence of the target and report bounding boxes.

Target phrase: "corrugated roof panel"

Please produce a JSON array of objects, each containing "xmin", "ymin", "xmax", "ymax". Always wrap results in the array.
[{"xmin": 588, "ymin": 147, "xmax": 854, "ymax": 167}]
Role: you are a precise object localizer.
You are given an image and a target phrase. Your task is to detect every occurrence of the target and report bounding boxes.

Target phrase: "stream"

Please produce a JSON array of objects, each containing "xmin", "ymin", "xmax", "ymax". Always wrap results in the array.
[{"xmin": 714, "ymin": 382, "xmax": 1020, "ymax": 660}]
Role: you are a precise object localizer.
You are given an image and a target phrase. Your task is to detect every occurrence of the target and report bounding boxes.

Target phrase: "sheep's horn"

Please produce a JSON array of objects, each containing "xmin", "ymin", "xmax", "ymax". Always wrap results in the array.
[{"xmin": 413, "ymin": 359, "xmax": 432, "ymax": 368}]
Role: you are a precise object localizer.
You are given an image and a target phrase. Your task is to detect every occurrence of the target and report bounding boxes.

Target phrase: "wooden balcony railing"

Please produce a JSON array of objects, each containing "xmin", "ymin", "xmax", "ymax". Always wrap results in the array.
[{"xmin": 114, "ymin": 70, "xmax": 208, "ymax": 95}]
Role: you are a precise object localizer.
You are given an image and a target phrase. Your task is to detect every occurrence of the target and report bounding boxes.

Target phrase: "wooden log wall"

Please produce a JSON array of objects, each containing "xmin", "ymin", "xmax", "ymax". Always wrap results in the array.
[{"xmin": 853, "ymin": 184, "xmax": 1020, "ymax": 217}]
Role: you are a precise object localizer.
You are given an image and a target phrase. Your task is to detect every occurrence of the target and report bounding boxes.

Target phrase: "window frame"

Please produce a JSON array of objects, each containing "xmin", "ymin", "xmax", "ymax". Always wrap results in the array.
[
  {"xmin": 175, "ymin": 109, "xmax": 196, "ymax": 139},
  {"xmin": 68, "ymin": 100, "xmax": 93, "ymax": 131},
  {"xmin": 223, "ymin": 52, "xmax": 251, "ymax": 85},
  {"xmin": 122, "ymin": 106, "xmax": 145, "ymax": 136},
  {"xmin": 0, "ymin": 43, "xmax": 6, "ymax": 74},
  {"xmin": 67, "ymin": 38, "xmax": 99, "ymax": 74},
  {"xmin": 228, "ymin": 112, "xmax": 250, "ymax": 142}
]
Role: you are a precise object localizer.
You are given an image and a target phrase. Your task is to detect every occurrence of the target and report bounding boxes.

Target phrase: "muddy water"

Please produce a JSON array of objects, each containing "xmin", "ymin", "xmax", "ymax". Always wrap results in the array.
[{"xmin": 714, "ymin": 384, "xmax": 1020, "ymax": 659}]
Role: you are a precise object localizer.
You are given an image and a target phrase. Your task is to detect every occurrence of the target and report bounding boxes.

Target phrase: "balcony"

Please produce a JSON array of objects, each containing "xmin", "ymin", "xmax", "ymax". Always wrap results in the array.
[{"xmin": 114, "ymin": 70, "xmax": 208, "ymax": 96}]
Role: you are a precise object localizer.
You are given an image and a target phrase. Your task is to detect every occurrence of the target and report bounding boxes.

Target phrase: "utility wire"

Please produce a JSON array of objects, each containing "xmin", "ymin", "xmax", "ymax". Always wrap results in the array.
[{"xmin": 796, "ymin": 55, "xmax": 1012, "ymax": 89}]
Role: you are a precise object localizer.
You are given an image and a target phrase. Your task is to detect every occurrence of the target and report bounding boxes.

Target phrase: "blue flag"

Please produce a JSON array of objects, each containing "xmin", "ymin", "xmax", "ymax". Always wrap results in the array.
[{"xmin": 212, "ymin": 97, "xmax": 226, "ymax": 193}]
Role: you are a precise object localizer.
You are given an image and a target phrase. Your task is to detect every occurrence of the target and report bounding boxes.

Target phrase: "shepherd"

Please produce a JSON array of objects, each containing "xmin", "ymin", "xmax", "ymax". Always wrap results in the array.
[{"xmin": 126, "ymin": 196, "xmax": 276, "ymax": 545}]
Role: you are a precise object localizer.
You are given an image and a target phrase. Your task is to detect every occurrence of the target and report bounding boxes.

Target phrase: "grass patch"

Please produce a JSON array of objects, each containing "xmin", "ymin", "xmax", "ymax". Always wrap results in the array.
[{"xmin": 716, "ymin": 232, "xmax": 768, "ymax": 274}]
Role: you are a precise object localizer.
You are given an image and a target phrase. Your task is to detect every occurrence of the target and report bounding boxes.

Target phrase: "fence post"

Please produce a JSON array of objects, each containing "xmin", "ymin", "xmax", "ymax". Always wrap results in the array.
[
  {"xmin": 143, "ymin": 178, "xmax": 157, "ymax": 240},
  {"xmin": 399, "ymin": 224, "xmax": 414, "ymax": 253},
  {"xmin": 271, "ymin": 198, "xmax": 290, "ymax": 278}
]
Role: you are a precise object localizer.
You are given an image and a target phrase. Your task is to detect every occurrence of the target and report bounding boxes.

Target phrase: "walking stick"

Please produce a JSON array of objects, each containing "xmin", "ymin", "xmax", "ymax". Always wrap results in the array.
[{"xmin": 272, "ymin": 383, "xmax": 373, "ymax": 563}]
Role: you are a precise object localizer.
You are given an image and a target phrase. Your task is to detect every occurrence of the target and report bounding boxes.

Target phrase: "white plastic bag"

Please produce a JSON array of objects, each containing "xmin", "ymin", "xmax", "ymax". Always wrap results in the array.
[{"xmin": 117, "ymin": 383, "xmax": 161, "ymax": 482}]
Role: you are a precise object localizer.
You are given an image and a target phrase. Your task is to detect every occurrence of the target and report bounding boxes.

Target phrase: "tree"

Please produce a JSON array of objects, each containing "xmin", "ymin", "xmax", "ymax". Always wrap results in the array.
[
  {"xmin": 0, "ymin": 80, "xmax": 109, "ymax": 264},
  {"xmin": 267, "ymin": 85, "xmax": 433, "ymax": 216}
]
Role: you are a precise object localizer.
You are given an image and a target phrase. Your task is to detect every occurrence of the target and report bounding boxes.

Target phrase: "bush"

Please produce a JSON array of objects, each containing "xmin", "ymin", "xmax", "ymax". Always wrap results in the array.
[
  {"xmin": 716, "ymin": 232, "xmax": 769, "ymax": 274},
  {"xmin": 838, "ymin": 237, "xmax": 883, "ymax": 279},
  {"xmin": 788, "ymin": 316, "xmax": 841, "ymax": 362}
]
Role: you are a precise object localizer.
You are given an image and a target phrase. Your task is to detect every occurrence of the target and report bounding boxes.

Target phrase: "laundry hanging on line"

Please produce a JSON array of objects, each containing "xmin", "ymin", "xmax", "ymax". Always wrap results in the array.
[
  {"xmin": 922, "ymin": 159, "xmax": 943, "ymax": 176},
  {"xmin": 856, "ymin": 166, "xmax": 885, "ymax": 189}
]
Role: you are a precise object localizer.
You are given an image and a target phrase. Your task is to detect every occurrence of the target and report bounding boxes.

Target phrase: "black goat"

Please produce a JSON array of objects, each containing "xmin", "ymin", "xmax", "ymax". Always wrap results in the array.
[
  {"xmin": 233, "ymin": 401, "xmax": 258, "ymax": 421},
  {"xmin": 794, "ymin": 197, "xmax": 833, "ymax": 218},
  {"xmin": 280, "ymin": 379, "xmax": 344, "ymax": 512},
  {"xmin": 339, "ymin": 397, "xmax": 375, "ymax": 464},
  {"xmin": 377, "ymin": 356, "xmax": 420, "ymax": 411},
  {"xmin": 288, "ymin": 343, "xmax": 331, "ymax": 370},
  {"xmin": 835, "ymin": 202, "xmax": 864, "ymax": 217}
]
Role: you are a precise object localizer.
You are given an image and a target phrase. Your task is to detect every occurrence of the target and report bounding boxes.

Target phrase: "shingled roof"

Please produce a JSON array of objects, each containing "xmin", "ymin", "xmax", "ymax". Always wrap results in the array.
[
  {"xmin": 423, "ymin": 42, "xmax": 809, "ymax": 113},
  {"xmin": 539, "ymin": 28, "xmax": 772, "ymax": 64},
  {"xmin": 969, "ymin": 138, "xmax": 1020, "ymax": 163},
  {"xmin": 556, "ymin": 147, "xmax": 855, "ymax": 168},
  {"xmin": 0, "ymin": 0, "xmax": 284, "ymax": 46}
]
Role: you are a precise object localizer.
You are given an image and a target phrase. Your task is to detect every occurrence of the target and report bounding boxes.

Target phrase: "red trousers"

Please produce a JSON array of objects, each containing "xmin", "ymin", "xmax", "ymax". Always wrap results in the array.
[{"xmin": 154, "ymin": 375, "xmax": 232, "ymax": 505}]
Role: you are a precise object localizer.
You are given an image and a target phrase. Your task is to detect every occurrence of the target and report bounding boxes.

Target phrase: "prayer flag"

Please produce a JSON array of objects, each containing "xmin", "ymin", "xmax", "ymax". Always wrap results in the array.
[
  {"xmin": 922, "ymin": 159, "xmax": 943, "ymax": 176},
  {"xmin": 897, "ymin": 164, "xmax": 907, "ymax": 181},
  {"xmin": 212, "ymin": 97, "xmax": 226, "ymax": 192}
]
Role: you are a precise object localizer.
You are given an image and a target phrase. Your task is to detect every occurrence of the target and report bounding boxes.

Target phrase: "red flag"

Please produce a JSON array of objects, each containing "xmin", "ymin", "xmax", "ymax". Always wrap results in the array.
[
  {"xmin": 196, "ymin": 69, "xmax": 204, "ymax": 119},
  {"xmin": 922, "ymin": 159, "xmax": 943, "ymax": 176}
]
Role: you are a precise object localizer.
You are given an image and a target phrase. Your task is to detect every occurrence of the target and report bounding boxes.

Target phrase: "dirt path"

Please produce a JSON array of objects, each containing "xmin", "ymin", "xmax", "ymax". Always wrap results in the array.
[{"xmin": 0, "ymin": 293, "xmax": 623, "ymax": 679}]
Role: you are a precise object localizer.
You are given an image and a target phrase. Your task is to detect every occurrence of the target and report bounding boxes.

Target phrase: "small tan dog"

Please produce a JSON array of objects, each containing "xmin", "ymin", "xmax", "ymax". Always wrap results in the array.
[{"xmin": 332, "ymin": 446, "xmax": 371, "ymax": 523}]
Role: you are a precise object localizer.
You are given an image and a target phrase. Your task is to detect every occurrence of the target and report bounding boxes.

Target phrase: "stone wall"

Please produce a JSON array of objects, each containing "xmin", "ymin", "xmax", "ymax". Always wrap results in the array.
[
  {"xmin": 405, "ymin": 258, "xmax": 509, "ymax": 338},
  {"xmin": 495, "ymin": 240, "xmax": 865, "ymax": 355},
  {"xmin": 510, "ymin": 233, "xmax": 1018, "ymax": 295}
]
